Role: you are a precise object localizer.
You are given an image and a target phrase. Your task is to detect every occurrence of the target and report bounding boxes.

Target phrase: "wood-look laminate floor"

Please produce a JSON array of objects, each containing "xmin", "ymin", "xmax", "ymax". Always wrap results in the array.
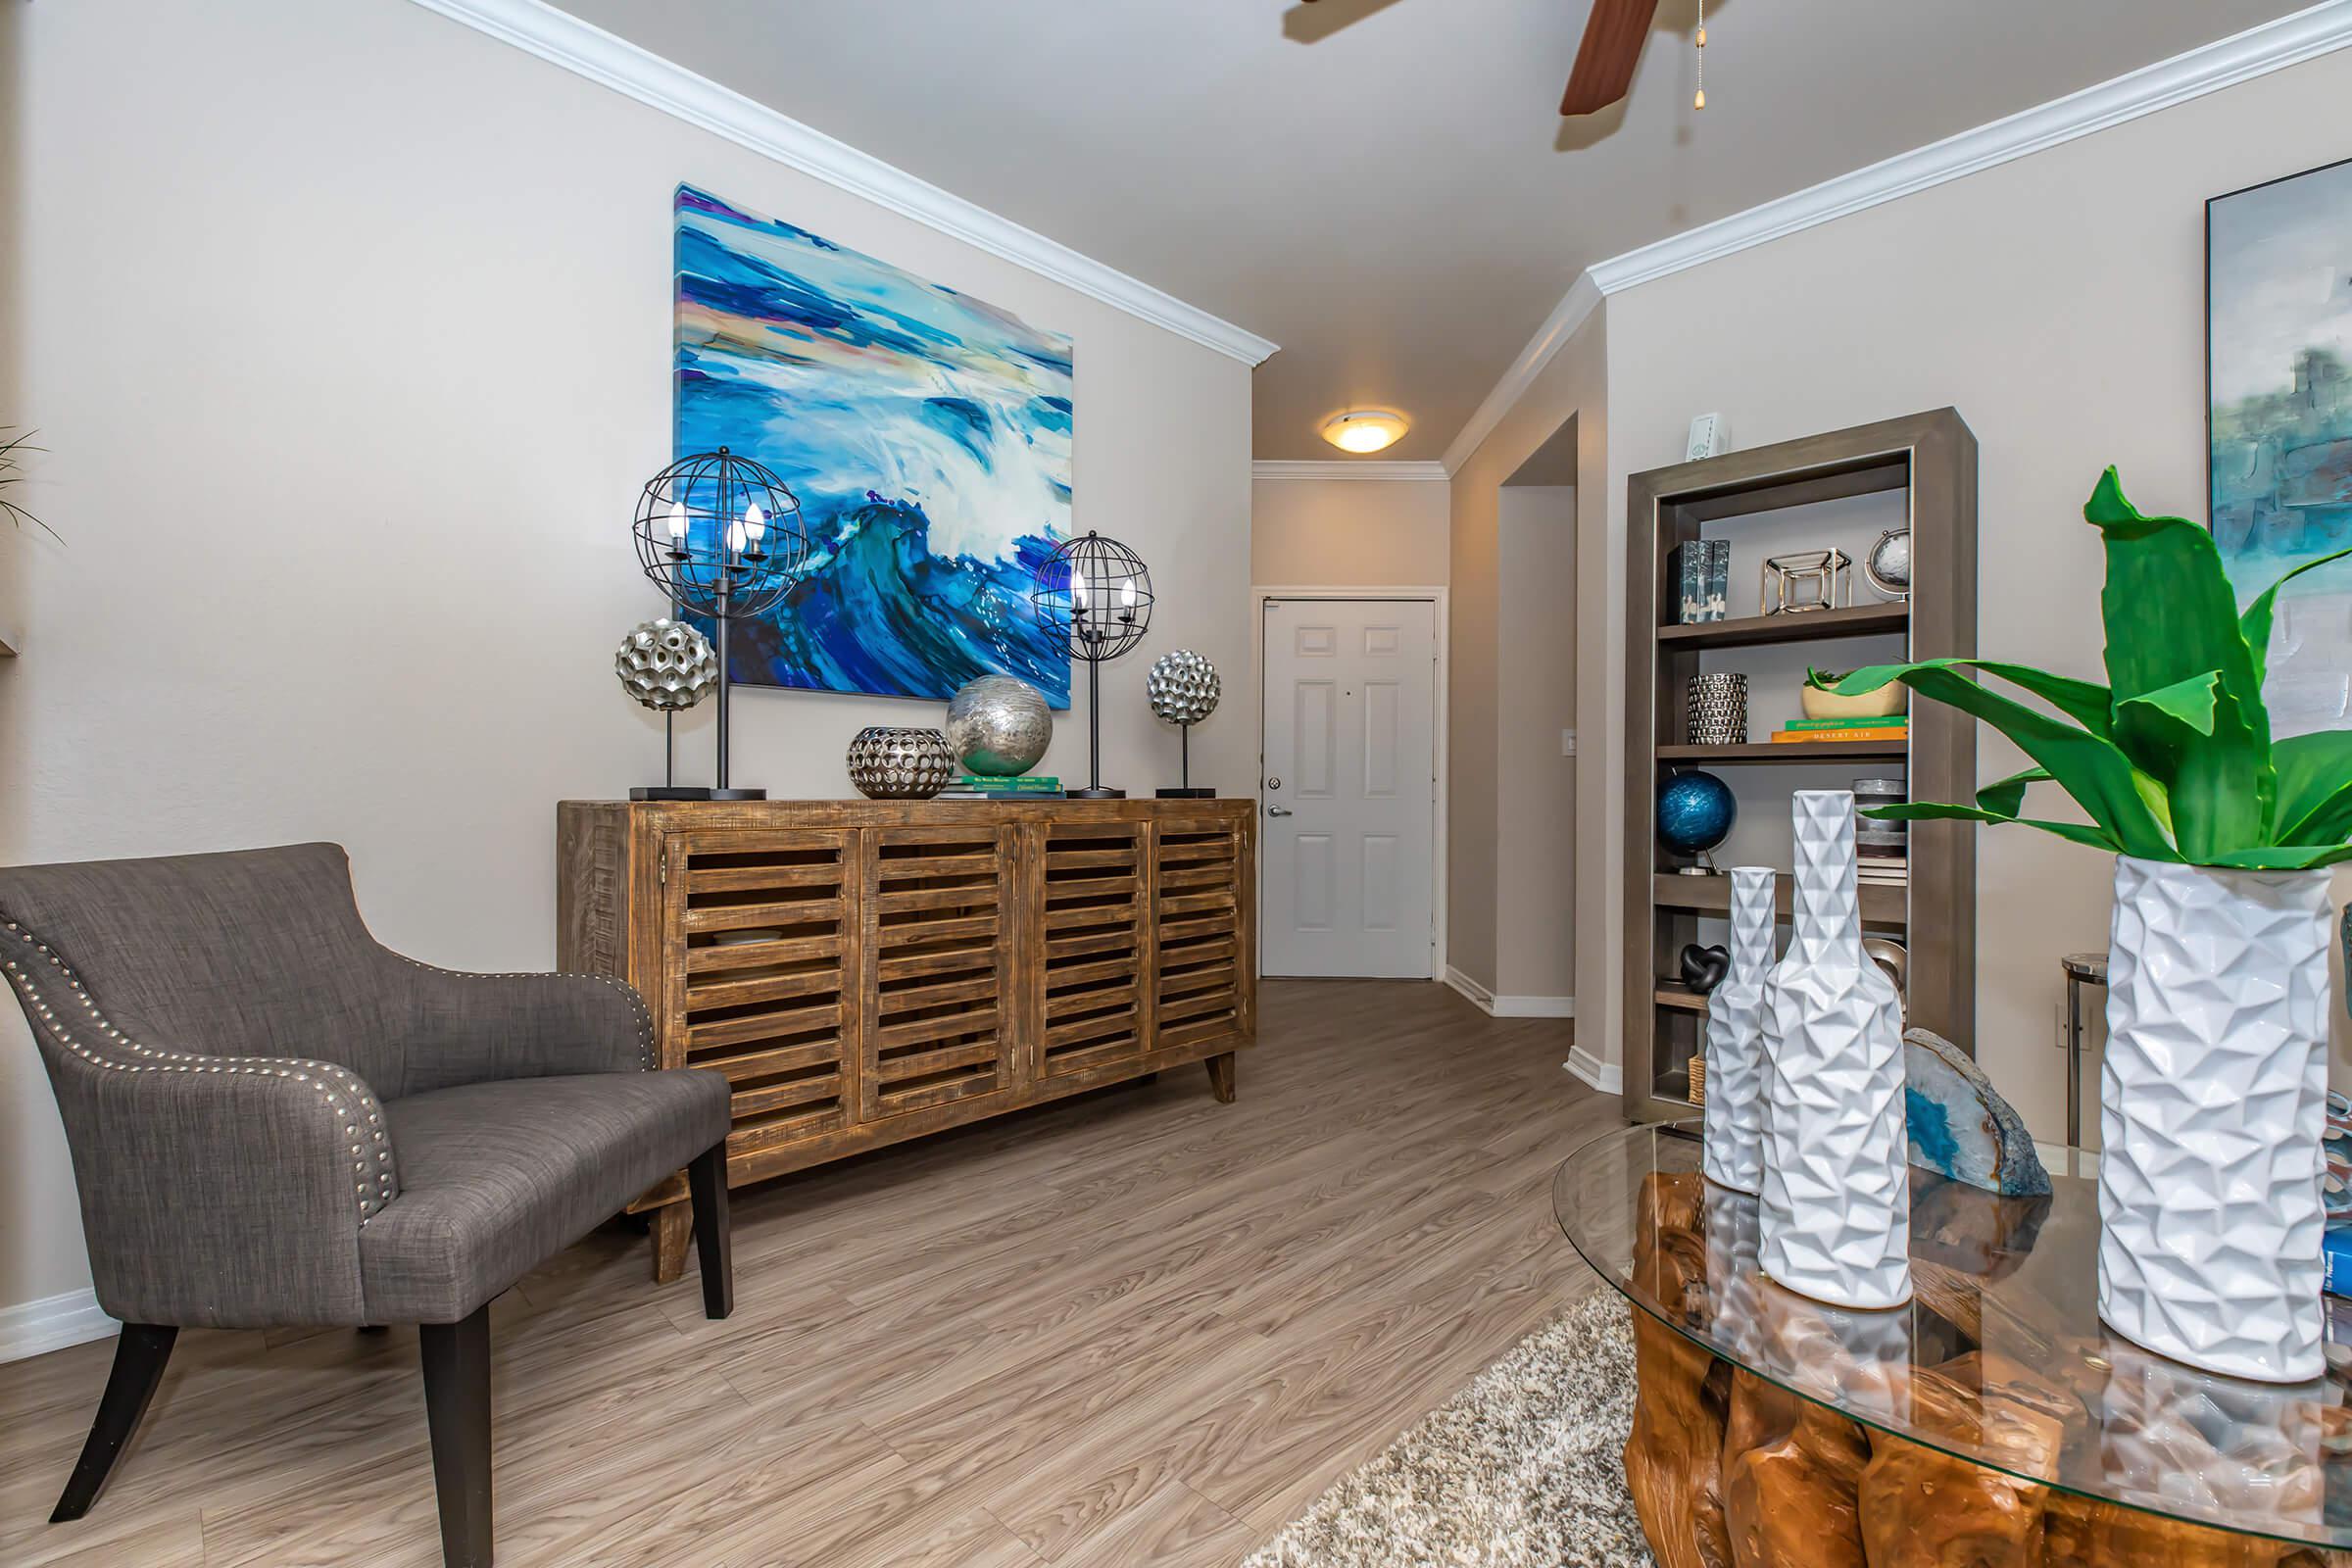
[{"xmin": 1, "ymin": 979, "xmax": 1614, "ymax": 1568}]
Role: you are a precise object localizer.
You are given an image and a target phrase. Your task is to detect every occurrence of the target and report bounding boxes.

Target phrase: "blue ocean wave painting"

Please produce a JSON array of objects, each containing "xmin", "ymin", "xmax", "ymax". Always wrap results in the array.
[{"xmin": 674, "ymin": 185, "xmax": 1073, "ymax": 706}]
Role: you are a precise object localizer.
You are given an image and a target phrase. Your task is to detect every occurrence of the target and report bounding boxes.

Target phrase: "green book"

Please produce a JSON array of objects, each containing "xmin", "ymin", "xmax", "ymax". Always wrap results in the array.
[
  {"xmin": 1785, "ymin": 715, "xmax": 1907, "ymax": 731},
  {"xmin": 953, "ymin": 775, "xmax": 1062, "ymax": 791}
]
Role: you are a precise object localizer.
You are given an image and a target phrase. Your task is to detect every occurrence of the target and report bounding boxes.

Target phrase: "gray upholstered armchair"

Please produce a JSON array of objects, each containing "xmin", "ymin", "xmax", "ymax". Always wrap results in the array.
[{"xmin": 0, "ymin": 843, "xmax": 733, "ymax": 1568}]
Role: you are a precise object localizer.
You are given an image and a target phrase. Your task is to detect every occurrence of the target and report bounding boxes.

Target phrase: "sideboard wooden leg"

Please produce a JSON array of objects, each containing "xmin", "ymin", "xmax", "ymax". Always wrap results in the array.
[
  {"xmin": 652, "ymin": 1201, "xmax": 691, "ymax": 1285},
  {"xmin": 1204, "ymin": 1052, "xmax": 1237, "ymax": 1103}
]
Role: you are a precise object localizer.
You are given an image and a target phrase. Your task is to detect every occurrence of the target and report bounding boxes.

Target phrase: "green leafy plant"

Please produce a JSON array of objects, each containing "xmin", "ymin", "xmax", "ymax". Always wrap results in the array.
[
  {"xmin": 1832, "ymin": 467, "xmax": 2352, "ymax": 870},
  {"xmin": 0, "ymin": 427, "xmax": 58, "ymax": 542},
  {"xmin": 1804, "ymin": 666, "xmax": 1851, "ymax": 691}
]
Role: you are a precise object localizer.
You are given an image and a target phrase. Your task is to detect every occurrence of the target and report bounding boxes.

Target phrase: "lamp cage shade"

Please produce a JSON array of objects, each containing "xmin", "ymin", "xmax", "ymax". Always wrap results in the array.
[
  {"xmin": 1031, "ymin": 530, "xmax": 1153, "ymax": 662},
  {"xmin": 631, "ymin": 447, "xmax": 810, "ymax": 620}
]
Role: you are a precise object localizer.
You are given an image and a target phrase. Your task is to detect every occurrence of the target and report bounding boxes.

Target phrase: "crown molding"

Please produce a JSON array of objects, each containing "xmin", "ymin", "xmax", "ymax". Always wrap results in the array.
[
  {"xmin": 1251, "ymin": 460, "xmax": 1449, "ymax": 483},
  {"xmin": 1589, "ymin": 0, "xmax": 2352, "ymax": 296},
  {"xmin": 401, "ymin": 0, "xmax": 1280, "ymax": 368},
  {"xmin": 1441, "ymin": 270, "xmax": 1603, "ymax": 475},
  {"xmin": 1447, "ymin": 0, "xmax": 2352, "ymax": 471}
]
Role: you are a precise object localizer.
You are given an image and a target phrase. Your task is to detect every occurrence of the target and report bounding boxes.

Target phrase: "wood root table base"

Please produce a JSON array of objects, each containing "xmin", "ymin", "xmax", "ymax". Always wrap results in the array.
[{"xmin": 1625, "ymin": 1313, "xmax": 2339, "ymax": 1568}]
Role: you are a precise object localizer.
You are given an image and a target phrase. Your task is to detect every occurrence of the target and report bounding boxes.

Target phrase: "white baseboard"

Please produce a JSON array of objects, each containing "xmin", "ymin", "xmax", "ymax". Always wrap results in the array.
[
  {"xmin": 1563, "ymin": 1043, "xmax": 1624, "ymax": 1097},
  {"xmin": 0, "ymin": 1289, "xmax": 117, "ymax": 1364},
  {"xmin": 1443, "ymin": 967, "xmax": 1575, "ymax": 1020}
]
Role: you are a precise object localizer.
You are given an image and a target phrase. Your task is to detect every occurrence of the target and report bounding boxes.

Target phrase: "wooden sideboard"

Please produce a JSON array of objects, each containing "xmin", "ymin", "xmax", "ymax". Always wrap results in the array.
[{"xmin": 557, "ymin": 798, "xmax": 1257, "ymax": 1280}]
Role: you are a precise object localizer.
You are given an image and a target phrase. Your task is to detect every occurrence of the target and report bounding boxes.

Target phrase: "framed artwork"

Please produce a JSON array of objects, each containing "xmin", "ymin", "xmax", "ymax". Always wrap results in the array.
[
  {"xmin": 2208, "ymin": 156, "xmax": 2352, "ymax": 736},
  {"xmin": 674, "ymin": 184, "xmax": 1073, "ymax": 706}
]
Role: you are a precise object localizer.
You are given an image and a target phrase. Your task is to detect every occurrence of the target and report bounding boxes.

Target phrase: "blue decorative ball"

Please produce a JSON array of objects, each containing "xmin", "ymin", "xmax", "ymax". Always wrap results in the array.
[{"xmin": 1657, "ymin": 770, "xmax": 1737, "ymax": 858}]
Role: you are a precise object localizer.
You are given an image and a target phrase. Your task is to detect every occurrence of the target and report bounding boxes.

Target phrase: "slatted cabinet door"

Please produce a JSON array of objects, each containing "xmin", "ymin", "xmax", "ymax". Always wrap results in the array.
[
  {"xmin": 1037, "ymin": 821, "xmax": 1152, "ymax": 1078},
  {"xmin": 661, "ymin": 830, "xmax": 858, "ymax": 1177},
  {"xmin": 1153, "ymin": 816, "xmax": 1248, "ymax": 1051},
  {"xmin": 860, "ymin": 825, "xmax": 1016, "ymax": 1119}
]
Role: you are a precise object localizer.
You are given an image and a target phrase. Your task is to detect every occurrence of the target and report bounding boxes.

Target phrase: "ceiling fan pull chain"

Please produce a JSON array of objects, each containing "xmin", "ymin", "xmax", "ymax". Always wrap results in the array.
[{"xmin": 1694, "ymin": 0, "xmax": 1706, "ymax": 110}]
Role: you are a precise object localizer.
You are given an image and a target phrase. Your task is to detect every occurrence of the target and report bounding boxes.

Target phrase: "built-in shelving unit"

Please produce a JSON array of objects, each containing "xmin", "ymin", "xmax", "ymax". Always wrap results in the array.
[{"xmin": 1620, "ymin": 410, "xmax": 1978, "ymax": 1123}]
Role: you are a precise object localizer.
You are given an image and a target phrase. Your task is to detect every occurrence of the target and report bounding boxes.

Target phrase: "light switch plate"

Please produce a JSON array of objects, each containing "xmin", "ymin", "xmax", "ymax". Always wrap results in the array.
[
  {"xmin": 1561, "ymin": 729, "xmax": 1577, "ymax": 756},
  {"xmin": 1687, "ymin": 413, "xmax": 1725, "ymax": 462}
]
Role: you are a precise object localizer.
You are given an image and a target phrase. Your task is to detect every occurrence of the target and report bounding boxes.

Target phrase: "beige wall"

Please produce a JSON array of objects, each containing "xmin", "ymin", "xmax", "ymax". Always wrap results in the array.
[
  {"xmin": 0, "ymin": 0, "xmax": 1253, "ymax": 1329},
  {"xmin": 1496, "ymin": 485, "xmax": 1577, "ymax": 999},
  {"xmin": 1250, "ymin": 471, "xmax": 1450, "ymax": 587},
  {"xmin": 1449, "ymin": 307, "xmax": 1606, "ymax": 1008},
  {"xmin": 1589, "ymin": 46, "xmax": 2352, "ymax": 1133}
]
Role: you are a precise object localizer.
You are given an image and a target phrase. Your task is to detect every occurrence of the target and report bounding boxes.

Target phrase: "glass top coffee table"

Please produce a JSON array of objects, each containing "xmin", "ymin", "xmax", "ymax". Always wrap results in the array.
[{"xmin": 1554, "ymin": 1122, "xmax": 2352, "ymax": 1564}]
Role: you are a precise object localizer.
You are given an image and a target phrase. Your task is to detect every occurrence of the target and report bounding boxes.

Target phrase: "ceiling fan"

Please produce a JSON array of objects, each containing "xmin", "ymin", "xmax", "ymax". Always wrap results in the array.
[{"xmin": 1298, "ymin": 0, "xmax": 1671, "ymax": 117}]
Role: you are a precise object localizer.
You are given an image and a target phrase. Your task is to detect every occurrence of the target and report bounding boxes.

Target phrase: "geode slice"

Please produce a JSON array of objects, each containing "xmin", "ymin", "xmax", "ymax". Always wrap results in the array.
[{"xmin": 1904, "ymin": 1027, "xmax": 2051, "ymax": 1197}]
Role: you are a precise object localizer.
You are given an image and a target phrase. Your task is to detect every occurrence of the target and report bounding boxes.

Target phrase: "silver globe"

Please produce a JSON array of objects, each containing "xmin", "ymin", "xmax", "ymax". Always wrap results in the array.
[
  {"xmin": 945, "ymin": 675, "xmax": 1053, "ymax": 777},
  {"xmin": 1147, "ymin": 650, "xmax": 1220, "ymax": 726},
  {"xmin": 1865, "ymin": 526, "xmax": 1912, "ymax": 600},
  {"xmin": 614, "ymin": 618, "xmax": 718, "ymax": 712}
]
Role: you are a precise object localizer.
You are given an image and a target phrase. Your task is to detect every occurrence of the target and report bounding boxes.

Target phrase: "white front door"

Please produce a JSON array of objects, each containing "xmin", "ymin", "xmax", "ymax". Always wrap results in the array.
[{"xmin": 1260, "ymin": 598, "xmax": 1438, "ymax": 978}]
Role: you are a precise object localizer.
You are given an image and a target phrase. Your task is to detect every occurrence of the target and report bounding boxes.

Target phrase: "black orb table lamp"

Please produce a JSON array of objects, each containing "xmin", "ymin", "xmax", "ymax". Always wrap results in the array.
[
  {"xmin": 1031, "ymin": 530, "xmax": 1153, "ymax": 800},
  {"xmin": 629, "ymin": 447, "xmax": 809, "ymax": 801}
]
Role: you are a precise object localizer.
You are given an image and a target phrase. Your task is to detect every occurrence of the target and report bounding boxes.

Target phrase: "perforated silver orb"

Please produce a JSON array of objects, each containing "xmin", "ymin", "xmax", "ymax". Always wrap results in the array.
[
  {"xmin": 945, "ymin": 675, "xmax": 1052, "ymax": 778},
  {"xmin": 846, "ymin": 726, "xmax": 955, "ymax": 799},
  {"xmin": 613, "ymin": 618, "xmax": 718, "ymax": 712},
  {"xmin": 1146, "ymin": 650, "xmax": 1221, "ymax": 726}
]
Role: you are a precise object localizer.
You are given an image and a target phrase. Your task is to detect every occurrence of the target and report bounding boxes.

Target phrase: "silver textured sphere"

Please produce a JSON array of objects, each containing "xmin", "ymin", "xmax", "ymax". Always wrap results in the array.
[
  {"xmin": 613, "ymin": 618, "xmax": 718, "ymax": 712},
  {"xmin": 846, "ymin": 726, "xmax": 956, "ymax": 799},
  {"xmin": 1865, "ymin": 526, "xmax": 1913, "ymax": 599},
  {"xmin": 1147, "ymin": 649, "xmax": 1221, "ymax": 726},
  {"xmin": 944, "ymin": 675, "xmax": 1053, "ymax": 778}
]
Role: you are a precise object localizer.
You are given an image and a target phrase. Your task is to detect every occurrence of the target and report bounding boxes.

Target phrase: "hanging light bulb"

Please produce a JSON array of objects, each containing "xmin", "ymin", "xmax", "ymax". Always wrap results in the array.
[
  {"xmin": 726, "ymin": 516, "xmax": 747, "ymax": 556},
  {"xmin": 1071, "ymin": 568, "xmax": 1088, "ymax": 612},
  {"xmin": 743, "ymin": 500, "xmax": 765, "ymax": 545},
  {"xmin": 666, "ymin": 498, "xmax": 689, "ymax": 544},
  {"xmin": 1120, "ymin": 578, "xmax": 1137, "ymax": 610}
]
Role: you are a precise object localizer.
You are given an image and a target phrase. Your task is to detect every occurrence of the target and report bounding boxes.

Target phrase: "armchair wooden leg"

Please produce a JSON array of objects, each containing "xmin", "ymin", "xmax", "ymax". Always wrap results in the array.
[
  {"xmin": 687, "ymin": 1140, "xmax": 733, "ymax": 1321},
  {"xmin": 51, "ymin": 1323, "xmax": 176, "ymax": 1523},
  {"xmin": 1205, "ymin": 1052, "xmax": 1238, "ymax": 1104},
  {"xmin": 419, "ymin": 1305, "xmax": 493, "ymax": 1568}
]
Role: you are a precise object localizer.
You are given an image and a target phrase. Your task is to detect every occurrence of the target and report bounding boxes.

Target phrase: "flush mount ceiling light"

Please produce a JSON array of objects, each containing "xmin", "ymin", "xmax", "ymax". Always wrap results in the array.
[{"xmin": 1320, "ymin": 411, "xmax": 1409, "ymax": 454}]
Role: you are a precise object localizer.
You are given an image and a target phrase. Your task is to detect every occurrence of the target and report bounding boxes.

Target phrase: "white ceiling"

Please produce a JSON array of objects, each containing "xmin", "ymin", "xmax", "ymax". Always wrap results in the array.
[{"xmin": 553, "ymin": 0, "xmax": 2309, "ymax": 462}]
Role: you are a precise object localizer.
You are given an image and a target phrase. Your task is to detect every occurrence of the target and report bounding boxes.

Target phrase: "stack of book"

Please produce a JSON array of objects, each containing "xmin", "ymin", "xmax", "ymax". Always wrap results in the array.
[
  {"xmin": 1670, "ymin": 539, "xmax": 1729, "ymax": 623},
  {"xmin": 939, "ymin": 775, "xmax": 1063, "ymax": 801},
  {"xmin": 1855, "ymin": 850, "xmax": 1908, "ymax": 889},
  {"xmin": 1770, "ymin": 715, "xmax": 1909, "ymax": 746}
]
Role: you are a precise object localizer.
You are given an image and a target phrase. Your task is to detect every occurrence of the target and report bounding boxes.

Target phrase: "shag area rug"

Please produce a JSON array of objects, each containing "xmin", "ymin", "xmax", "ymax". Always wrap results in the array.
[{"xmin": 1246, "ymin": 1291, "xmax": 1656, "ymax": 1568}]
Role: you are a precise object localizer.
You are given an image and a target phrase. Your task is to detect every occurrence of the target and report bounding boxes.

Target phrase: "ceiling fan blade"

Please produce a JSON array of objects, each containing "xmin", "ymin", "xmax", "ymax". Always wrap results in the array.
[{"xmin": 1560, "ymin": 0, "xmax": 1661, "ymax": 116}]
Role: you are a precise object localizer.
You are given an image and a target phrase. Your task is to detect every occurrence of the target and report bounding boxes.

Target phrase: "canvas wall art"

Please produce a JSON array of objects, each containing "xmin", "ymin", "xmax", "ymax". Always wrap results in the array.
[
  {"xmin": 675, "ymin": 185, "xmax": 1073, "ymax": 706},
  {"xmin": 2210, "ymin": 157, "xmax": 2352, "ymax": 737}
]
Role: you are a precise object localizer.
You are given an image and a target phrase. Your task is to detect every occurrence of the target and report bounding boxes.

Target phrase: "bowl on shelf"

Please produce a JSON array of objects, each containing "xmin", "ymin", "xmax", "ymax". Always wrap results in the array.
[{"xmin": 1800, "ymin": 683, "xmax": 1907, "ymax": 722}]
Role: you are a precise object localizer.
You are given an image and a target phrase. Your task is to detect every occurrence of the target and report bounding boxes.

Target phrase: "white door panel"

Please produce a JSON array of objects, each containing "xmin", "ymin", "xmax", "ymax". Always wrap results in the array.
[{"xmin": 1261, "ymin": 599, "xmax": 1437, "ymax": 977}]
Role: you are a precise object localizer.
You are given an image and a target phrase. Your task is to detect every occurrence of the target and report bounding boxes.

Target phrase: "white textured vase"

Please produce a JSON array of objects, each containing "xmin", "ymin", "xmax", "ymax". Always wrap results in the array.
[
  {"xmin": 1759, "ymin": 791, "xmax": 1911, "ymax": 1310},
  {"xmin": 1701, "ymin": 866, "xmax": 1777, "ymax": 1195},
  {"xmin": 2097, "ymin": 856, "xmax": 2331, "ymax": 1383}
]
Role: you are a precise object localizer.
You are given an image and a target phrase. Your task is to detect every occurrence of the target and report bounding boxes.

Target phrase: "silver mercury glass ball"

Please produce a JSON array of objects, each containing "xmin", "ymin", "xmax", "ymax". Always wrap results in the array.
[
  {"xmin": 1147, "ymin": 650, "xmax": 1221, "ymax": 725},
  {"xmin": 613, "ymin": 618, "xmax": 718, "ymax": 712},
  {"xmin": 945, "ymin": 675, "xmax": 1053, "ymax": 777}
]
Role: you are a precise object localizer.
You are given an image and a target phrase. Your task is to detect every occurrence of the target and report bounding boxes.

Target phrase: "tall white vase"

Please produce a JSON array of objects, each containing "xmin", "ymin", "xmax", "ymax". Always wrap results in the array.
[
  {"xmin": 2097, "ymin": 856, "xmax": 2331, "ymax": 1383},
  {"xmin": 1701, "ymin": 865, "xmax": 1777, "ymax": 1195},
  {"xmin": 1759, "ymin": 791, "xmax": 1911, "ymax": 1310}
]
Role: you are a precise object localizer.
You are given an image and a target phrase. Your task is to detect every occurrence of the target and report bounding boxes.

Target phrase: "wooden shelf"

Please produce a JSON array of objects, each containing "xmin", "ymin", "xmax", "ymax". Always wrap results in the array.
[
  {"xmin": 1658, "ymin": 740, "xmax": 1908, "ymax": 762},
  {"xmin": 1656, "ymin": 602, "xmax": 1908, "ymax": 651},
  {"xmin": 1653, "ymin": 872, "xmax": 1908, "ymax": 929},
  {"xmin": 1654, "ymin": 984, "xmax": 1709, "ymax": 1013}
]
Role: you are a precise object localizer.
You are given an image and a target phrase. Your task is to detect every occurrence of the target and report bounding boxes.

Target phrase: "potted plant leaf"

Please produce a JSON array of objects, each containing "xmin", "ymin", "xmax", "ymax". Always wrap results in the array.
[
  {"xmin": 0, "ymin": 428, "xmax": 54, "ymax": 540},
  {"xmin": 1830, "ymin": 468, "xmax": 2352, "ymax": 1384}
]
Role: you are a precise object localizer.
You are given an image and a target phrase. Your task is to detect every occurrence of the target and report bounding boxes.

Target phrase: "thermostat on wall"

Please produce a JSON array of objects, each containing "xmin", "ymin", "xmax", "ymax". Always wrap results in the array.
[{"xmin": 1687, "ymin": 414, "xmax": 1727, "ymax": 462}]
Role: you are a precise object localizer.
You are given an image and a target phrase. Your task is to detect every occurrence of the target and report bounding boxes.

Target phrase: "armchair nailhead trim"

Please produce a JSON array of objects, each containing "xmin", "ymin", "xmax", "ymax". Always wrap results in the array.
[
  {"xmin": 390, "ymin": 956, "xmax": 657, "ymax": 1071},
  {"xmin": 1, "ymin": 920, "xmax": 395, "ymax": 1223}
]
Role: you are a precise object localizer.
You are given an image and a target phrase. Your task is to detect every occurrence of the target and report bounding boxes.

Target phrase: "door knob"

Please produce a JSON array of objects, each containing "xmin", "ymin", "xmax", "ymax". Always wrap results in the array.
[{"xmin": 1267, "ymin": 806, "xmax": 1293, "ymax": 817}]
